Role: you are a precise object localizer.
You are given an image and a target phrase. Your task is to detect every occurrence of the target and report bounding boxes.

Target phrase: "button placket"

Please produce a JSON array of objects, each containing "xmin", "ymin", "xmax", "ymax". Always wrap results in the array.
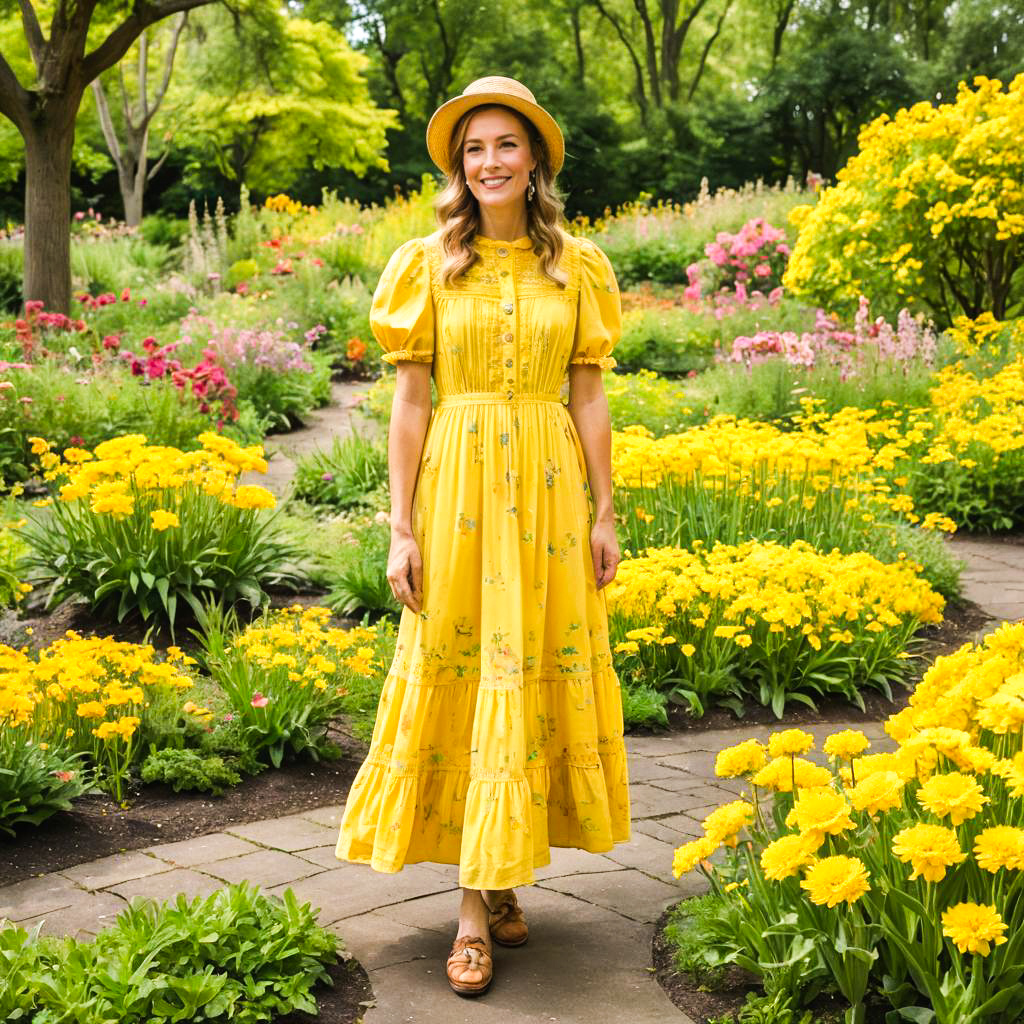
[{"xmin": 498, "ymin": 247, "xmax": 516, "ymax": 398}]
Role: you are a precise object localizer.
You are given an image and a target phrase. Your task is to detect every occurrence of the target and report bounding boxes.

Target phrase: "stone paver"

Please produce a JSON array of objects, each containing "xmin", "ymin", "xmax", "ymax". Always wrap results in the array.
[
  {"xmin": 145, "ymin": 832, "xmax": 260, "ymax": 867},
  {"xmin": 225, "ymin": 813, "xmax": 336, "ymax": 851},
  {"xmin": 949, "ymin": 537, "xmax": 1024, "ymax": 624}
]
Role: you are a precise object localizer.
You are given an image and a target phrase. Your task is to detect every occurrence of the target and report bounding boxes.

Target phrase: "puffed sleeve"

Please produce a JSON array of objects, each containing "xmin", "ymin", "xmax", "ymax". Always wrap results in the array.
[
  {"xmin": 570, "ymin": 239, "xmax": 621, "ymax": 370},
  {"xmin": 369, "ymin": 238, "xmax": 435, "ymax": 365}
]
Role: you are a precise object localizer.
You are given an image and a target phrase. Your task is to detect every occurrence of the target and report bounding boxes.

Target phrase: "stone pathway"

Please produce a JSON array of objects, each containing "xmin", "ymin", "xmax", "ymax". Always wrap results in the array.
[
  {"xmin": 948, "ymin": 536, "xmax": 1024, "ymax": 624},
  {"xmin": 1, "ymin": 721, "xmax": 896, "ymax": 1024}
]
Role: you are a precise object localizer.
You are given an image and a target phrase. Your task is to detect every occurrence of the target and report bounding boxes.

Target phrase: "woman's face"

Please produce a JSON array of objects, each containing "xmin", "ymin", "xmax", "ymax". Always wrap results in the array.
[{"xmin": 461, "ymin": 107, "xmax": 537, "ymax": 216}]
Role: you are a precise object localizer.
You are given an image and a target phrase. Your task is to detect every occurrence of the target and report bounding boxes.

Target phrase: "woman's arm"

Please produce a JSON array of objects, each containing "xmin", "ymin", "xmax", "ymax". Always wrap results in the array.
[
  {"xmin": 386, "ymin": 362, "xmax": 433, "ymax": 612},
  {"xmin": 567, "ymin": 363, "xmax": 620, "ymax": 589}
]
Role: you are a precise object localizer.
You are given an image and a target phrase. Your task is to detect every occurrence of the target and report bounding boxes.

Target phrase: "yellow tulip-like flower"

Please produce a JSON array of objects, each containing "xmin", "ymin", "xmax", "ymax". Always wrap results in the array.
[
  {"xmin": 760, "ymin": 833, "xmax": 819, "ymax": 881},
  {"xmin": 714, "ymin": 738, "xmax": 767, "ymax": 778},
  {"xmin": 702, "ymin": 800, "xmax": 754, "ymax": 847},
  {"xmin": 973, "ymin": 827, "xmax": 1024, "ymax": 873},
  {"xmin": 672, "ymin": 836, "xmax": 717, "ymax": 878},
  {"xmin": 941, "ymin": 902, "xmax": 1008, "ymax": 956},
  {"xmin": 917, "ymin": 771, "xmax": 988, "ymax": 825},
  {"xmin": 768, "ymin": 729, "xmax": 815, "ymax": 758},
  {"xmin": 752, "ymin": 756, "xmax": 831, "ymax": 793},
  {"xmin": 892, "ymin": 823, "xmax": 966, "ymax": 882},
  {"xmin": 799, "ymin": 855, "xmax": 871, "ymax": 908},
  {"xmin": 823, "ymin": 729, "xmax": 870, "ymax": 761},
  {"xmin": 785, "ymin": 788, "xmax": 856, "ymax": 841},
  {"xmin": 150, "ymin": 509, "xmax": 180, "ymax": 531},
  {"xmin": 848, "ymin": 771, "xmax": 905, "ymax": 815}
]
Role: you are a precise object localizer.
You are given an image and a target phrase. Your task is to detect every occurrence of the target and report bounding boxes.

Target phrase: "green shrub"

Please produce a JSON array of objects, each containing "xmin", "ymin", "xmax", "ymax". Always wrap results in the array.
[
  {"xmin": 322, "ymin": 518, "xmax": 400, "ymax": 618},
  {"xmin": 0, "ymin": 242, "xmax": 22, "ymax": 314},
  {"xmin": 18, "ymin": 434, "xmax": 304, "ymax": 634},
  {"xmin": 0, "ymin": 882, "xmax": 339, "ymax": 1023},
  {"xmin": 292, "ymin": 433, "xmax": 389, "ymax": 510},
  {"xmin": 620, "ymin": 680, "xmax": 669, "ymax": 729},
  {"xmin": 0, "ymin": 730, "xmax": 92, "ymax": 836},
  {"xmin": 614, "ymin": 307, "xmax": 719, "ymax": 376},
  {"xmin": 605, "ymin": 370, "xmax": 702, "ymax": 436},
  {"xmin": 139, "ymin": 748, "xmax": 242, "ymax": 795}
]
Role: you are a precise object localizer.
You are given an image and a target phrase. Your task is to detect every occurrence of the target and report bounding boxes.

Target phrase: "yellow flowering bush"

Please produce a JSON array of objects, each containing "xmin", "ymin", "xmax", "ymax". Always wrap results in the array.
[
  {"xmin": 671, "ymin": 622, "xmax": 1024, "ymax": 1023},
  {"xmin": 605, "ymin": 539, "xmax": 942, "ymax": 717},
  {"xmin": 17, "ymin": 433, "xmax": 303, "ymax": 633},
  {"xmin": 784, "ymin": 74, "xmax": 1024, "ymax": 325},
  {"xmin": 0, "ymin": 632, "xmax": 195, "ymax": 811},
  {"xmin": 199, "ymin": 605, "xmax": 394, "ymax": 766}
]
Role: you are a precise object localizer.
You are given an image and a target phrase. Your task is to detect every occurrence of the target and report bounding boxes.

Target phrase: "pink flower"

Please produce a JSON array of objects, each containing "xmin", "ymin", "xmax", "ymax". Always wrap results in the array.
[
  {"xmin": 251, "ymin": 692, "xmax": 270, "ymax": 708},
  {"xmin": 754, "ymin": 263, "xmax": 771, "ymax": 277},
  {"xmin": 52, "ymin": 770, "xmax": 75, "ymax": 782}
]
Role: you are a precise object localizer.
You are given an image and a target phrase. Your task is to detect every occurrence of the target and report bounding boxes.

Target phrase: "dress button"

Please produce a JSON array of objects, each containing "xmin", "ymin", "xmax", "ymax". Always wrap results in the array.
[
  {"xmin": 502, "ymin": 302, "xmax": 514, "ymax": 315},
  {"xmin": 505, "ymin": 358, "xmax": 513, "ymax": 367},
  {"xmin": 503, "ymin": 332, "xmax": 514, "ymax": 342},
  {"xmin": 506, "ymin": 390, "xmax": 515, "ymax": 400},
  {"xmin": 497, "ymin": 247, "xmax": 509, "ymax": 258}
]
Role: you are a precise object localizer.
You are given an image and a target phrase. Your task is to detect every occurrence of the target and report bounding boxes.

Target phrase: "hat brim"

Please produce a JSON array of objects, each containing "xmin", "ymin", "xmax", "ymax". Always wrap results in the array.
[{"xmin": 426, "ymin": 93, "xmax": 564, "ymax": 176}]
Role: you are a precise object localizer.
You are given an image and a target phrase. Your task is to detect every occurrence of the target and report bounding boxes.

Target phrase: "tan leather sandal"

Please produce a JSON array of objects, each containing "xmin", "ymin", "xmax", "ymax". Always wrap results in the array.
[
  {"xmin": 446, "ymin": 935, "xmax": 493, "ymax": 996},
  {"xmin": 485, "ymin": 891, "xmax": 529, "ymax": 947}
]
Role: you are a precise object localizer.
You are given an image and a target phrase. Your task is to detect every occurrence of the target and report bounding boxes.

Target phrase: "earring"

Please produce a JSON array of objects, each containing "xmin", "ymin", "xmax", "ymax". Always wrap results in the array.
[{"xmin": 527, "ymin": 172, "xmax": 536, "ymax": 203}]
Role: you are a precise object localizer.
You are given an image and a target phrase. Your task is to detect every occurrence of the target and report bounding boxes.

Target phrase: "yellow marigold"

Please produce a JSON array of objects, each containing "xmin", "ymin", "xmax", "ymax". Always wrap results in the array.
[
  {"xmin": 941, "ymin": 902, "xmax": 1008, "ymax": 956},
  {"xmin": 973, "ymin": 826, "xmax": 1024, "ymax": 873},
  {"xmin": 230, "ymin": 485, "xmax": 277, "ymax": 510},
  {"xmin": 752, "ymin": 756, "xmax": 831, "ymax": 793},
  {"xmin": 823, "ymin": 729, "xmax": 870, "ymax": 761},
  {"xmin": 714, "ymin": 738, "xmax": 767, "ymax": 778},
  {"xmin": 28, "ymin": 436, "xmax": 50, "ymax": 455},
  {"xmin": 768, "ymin": 729, "xmax": 815, "ymax": 758},
  {"xmin": 150, "ymin": 509, "xmax": 180, "ymax": 531},
  {"xmin": 92, "ymin": 721, "xmax": 121, "ymax": 741},
  {"xmin": 892, "ymin": 823, "xmax": 966, "ymax": 882},
  {"xmin": 75, "ymin": 700, "xmax": 107, "ymax": 719},
  {"xmin": 799, "ymin": 855, "xmax": 871, "ymax": 908},
  {"xmin": 917, "ymin": 771, "xmax": 988, "ymax": 825},
  {"xmin": 785, "ymin": 788, "xmax": 856, "ymax": 840},
  {"xmin": 848, "ymin": 771, "xmax": 905, "ymax": 815},
  {"xmin": 702, "ymin": 800, "xmax": 754, "ymax": 847},
  {"xmin": 760, "ymin": 833, "xmax": 818, "ymax": 881},
  {"xmin": 672, "ymin": 837, "xmax": 717, "ymax": 877}
]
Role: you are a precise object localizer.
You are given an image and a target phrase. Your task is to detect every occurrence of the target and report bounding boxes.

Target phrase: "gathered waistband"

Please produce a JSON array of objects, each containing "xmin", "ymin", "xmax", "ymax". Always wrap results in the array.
[{"xmin": 435, "ymin": 391, "xmax": 563, "ymax": 407}]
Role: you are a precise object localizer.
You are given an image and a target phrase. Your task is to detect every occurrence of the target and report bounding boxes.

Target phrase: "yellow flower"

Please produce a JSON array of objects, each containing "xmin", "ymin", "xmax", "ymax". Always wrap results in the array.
[
  {"xmin": 714, "ymin": 739, "xmax": 767, "ymax": 778},
  {"xmin": 752, "ymin": 756, "xmax": 831, "ymax": 793},
  {"xmin": 28, "ymin": 436, "xmax": 50, "ymax": 455},
  {"xmin": 672, "ymin": 836, "xmax": 717, "ymax": 877},
  {"xmin": 892, "ymin": 823, "xmax": 966, "ymax": 882},
  {"xmin": 941, "ymin": 902, "xmax": 1008, "ymax": 956},
  {"xmin": 785, "ymin": 788, "xmax": 855, "ymax": 841},
  {"xmin": 150, "ymin": 509, "xmax": 180, "ymax": 531},
  {"xmin": 800, "ymin": 855, "xmax": 870, "ymax": 908},
  {"xmin": 230, "ymin": 485, "xmax": 277, "ymax": 510},
  {"xmin": 760, "ymin": 833, "xmax": 818, "ymax": 881},
  {"xmin": 76, "ymin": 700, "xmax": 108, "ymax": 719},
  {"xmin": 768, "ymin": 729, "xmax": 814, "ymax": 758},
  {"xmin": 917, "ymin": 771, "xmax": 988, "ymax": 825},
  {"xmin": 973, "ymin": 827, "xmax": 1024, "ymax": 873},
  {"xmin": 848, "ymin": 771, "xmax": 905, "ymax": 815},
  {"xmin": 823, "ymin": 729, "xmax": 870, "ymax": 761},
  {"xmin": 702, "ymin": 800, "xmax": 754, "ymax": 847}
]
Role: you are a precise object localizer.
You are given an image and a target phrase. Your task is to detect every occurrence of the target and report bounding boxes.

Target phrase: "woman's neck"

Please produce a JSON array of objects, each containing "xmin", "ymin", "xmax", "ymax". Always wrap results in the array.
[{"xmin": 477, "ymin": 203, "xmax": 529, "ymax": 242}]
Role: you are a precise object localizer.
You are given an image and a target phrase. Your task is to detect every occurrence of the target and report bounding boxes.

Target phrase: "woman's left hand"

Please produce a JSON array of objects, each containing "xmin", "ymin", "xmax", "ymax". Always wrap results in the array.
[{"xmin": 589, "ymin": 517, "xmax": 620, "ymax": 590}]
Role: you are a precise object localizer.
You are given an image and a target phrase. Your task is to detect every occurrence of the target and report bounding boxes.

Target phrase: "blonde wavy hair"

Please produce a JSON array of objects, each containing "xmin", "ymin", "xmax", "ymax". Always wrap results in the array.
[{"xmin": 435, "ymin": 103, "xmax": 567, "ymax": 288}]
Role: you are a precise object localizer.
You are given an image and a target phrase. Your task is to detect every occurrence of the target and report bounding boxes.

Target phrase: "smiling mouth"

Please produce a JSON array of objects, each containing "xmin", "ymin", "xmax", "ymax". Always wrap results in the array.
[{"xmin": 480, "ymin": 177, "xmax": 511, "ymax": 189}]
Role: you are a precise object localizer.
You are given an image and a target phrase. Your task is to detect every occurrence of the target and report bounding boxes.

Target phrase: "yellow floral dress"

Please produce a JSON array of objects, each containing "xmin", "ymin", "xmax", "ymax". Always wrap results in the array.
[{"xmin": 334, "ymin": 230, "xmax": 631, "ymax": 890}]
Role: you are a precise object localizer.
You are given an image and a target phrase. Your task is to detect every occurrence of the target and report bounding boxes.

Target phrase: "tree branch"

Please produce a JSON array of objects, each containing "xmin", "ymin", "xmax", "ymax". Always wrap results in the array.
[
  {"xmin": 17, "ymin": 0, "xmax": 46, "ymax": 76},
  {"xmin": 91, "ymin": 77, "xmax": 126, "ymax": 172},
  {"xmin": 0, "ymin": 49, "xmax": 32, "ymax": 129},
  {"xmin": 82, "ymin": 0, "xmax": 214, "ymax": 84},
  {"xmin": 153, "ymin": 12, "xmax": 187, "ymax": 111},
  {"xmin": 590, "ymin": 0, "xmax": 648, "ymax": 117},
  {"xmin": 686, "ymin": 0, "xmax": 732, "ymax": 101}
]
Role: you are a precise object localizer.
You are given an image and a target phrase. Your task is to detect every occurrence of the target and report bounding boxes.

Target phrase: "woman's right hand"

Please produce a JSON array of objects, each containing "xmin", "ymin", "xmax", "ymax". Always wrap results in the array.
[{"xmin": 387, "ymin": 528, "xmax": 423, "ymax": 612}]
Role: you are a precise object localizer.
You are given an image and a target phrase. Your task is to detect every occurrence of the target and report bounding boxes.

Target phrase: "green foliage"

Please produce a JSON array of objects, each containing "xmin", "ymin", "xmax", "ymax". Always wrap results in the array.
[
  {"xmin": 0, "ymin": 882, "xmax": 339, "ymax": 1023},
  {"xmin": 0, "ymin": 731, "xmax": 92, "ymax": 836},
  {"xmin": 322, "ymin": 518, "xmax": 400, "ymax": 617},
  {"xmin": 292, "ymin": 433, "xmax": 389, "ymax": 510},
  {"xmin": 0, "ymin": 363, "xmax": 213, "ymax": 485},
  {"xmin": 604, "ymin": 370, "xmax": 700, "ymax": 436},
  {"xmin": 139, "ymin": 748, "xmax": 242, "ymax": 795},
  {"xmin": 663, "ymin": 893, "xmax": 733, "ymax": 987},
  {"xmin": 619, "ymin": 680, "xmax": 669, "ymax": 729},
  {"xmin": 72, "ymin": 238, "xmax": 175, "ymax": 295},
  {"xmin": 614, "ymin": 308, "xmax": 719, "ymax": 376},
  {"xmin": 0, "ymin": 243, "xmax": 23, "ymax": 313},
  {"xmin": 173, "ymin": 9, "xmax": 398, "ymax": 192}
]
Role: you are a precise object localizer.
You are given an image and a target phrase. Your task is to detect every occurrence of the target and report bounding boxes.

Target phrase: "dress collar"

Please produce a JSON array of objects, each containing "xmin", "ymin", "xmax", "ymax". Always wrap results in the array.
[{"xmin": 474, "ymin": 233, "xmax": 534, "ymax": 250}]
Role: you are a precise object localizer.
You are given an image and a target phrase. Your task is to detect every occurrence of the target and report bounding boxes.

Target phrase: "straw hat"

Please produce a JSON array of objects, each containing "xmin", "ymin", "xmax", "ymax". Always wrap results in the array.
[{"xmin": 426, "ymin": 76, "xmax": 565, "ymax": 176}]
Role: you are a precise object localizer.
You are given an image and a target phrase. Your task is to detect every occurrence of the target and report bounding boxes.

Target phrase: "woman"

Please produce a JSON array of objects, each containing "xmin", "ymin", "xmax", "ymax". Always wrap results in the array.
[{"xmin": 335, "ymin": 75, "xmax": 631, "ymax": 997}]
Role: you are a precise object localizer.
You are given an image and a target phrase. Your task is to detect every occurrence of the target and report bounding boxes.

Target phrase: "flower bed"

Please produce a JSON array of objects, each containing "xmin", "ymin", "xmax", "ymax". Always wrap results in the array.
[
  {"xmin": 605, "ymin": 540, "xmax": 943, "ymax": 720},
  {"xmin": 670, "ymin": 621, "xmax": 1024, "ymax": 1023}
]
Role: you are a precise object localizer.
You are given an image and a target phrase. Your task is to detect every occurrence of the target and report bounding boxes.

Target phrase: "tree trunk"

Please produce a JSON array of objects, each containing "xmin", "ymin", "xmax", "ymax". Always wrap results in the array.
[{"xmin": 23, "ymin": 115, "xmax": 75, "ymax": 315}]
